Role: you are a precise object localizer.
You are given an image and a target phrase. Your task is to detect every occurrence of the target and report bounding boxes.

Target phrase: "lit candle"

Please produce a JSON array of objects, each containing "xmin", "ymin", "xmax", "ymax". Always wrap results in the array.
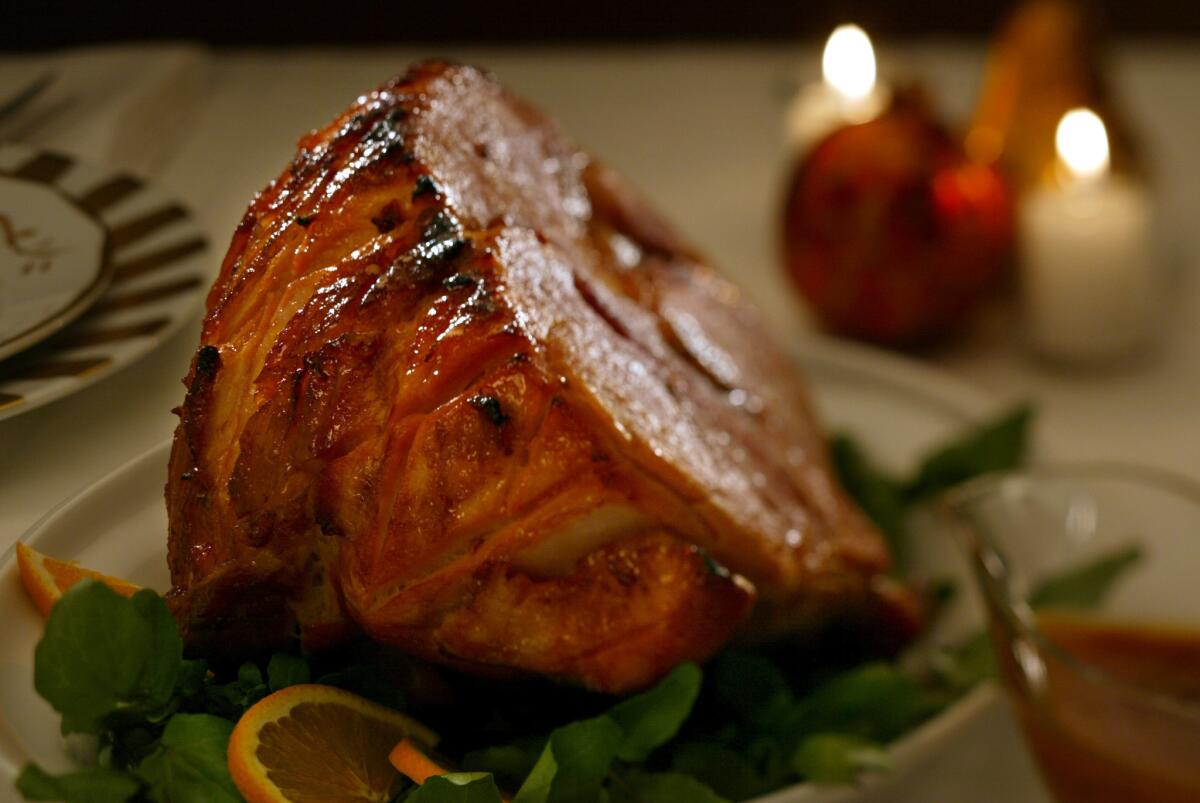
[
  {"xmin": 785, "ymin": 24, "xmax": 891, "ymax": 154},
  {"xmin": 1020, "ymin": 108, "xmax": 1157, "ymax": 362}
]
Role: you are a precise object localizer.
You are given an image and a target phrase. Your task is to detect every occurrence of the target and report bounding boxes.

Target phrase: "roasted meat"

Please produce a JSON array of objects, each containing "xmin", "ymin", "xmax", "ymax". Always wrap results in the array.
[{"xmin": 166, "ymin": 61, "xmax": 916, "ymax": 693}]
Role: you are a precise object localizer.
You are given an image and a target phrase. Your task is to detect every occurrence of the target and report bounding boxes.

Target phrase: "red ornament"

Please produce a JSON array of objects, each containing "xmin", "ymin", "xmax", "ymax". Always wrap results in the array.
[{"xmin": 782, "ymin": 92, "xmax": 1014, "ymax": 346}]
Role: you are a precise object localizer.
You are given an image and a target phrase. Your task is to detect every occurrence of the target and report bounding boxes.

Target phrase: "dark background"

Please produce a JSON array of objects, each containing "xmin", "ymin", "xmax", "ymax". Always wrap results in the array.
[{"xmin": 5, "ymin": 0, "xmax": 1199, "ymax": 49}]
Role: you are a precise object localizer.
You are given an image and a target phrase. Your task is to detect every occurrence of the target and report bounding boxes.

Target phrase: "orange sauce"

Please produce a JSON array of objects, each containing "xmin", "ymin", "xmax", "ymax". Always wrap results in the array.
[{"xmin": 1009, "ymin": 611, "xmax": 1200, "ymax": 803}]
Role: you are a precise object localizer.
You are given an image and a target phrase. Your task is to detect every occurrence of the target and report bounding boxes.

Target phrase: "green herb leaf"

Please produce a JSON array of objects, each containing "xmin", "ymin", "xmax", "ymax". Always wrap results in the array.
[
  {"xmin": 513, "ymin": 715, "xmax": 623, "ymax": 803},
  {"xmin": 830, "ymin": 434, "xmax": 907, "ymax": 559},
  {"xmin": 34, "ymin": 582, "xmax": 181, "ymax": 734},
  {"xmin": 199, "ymin": 661, "xmax": 267, "ymax": 719},
  {"xmin": 176, "ymin": 660, "xmax": 209, "ymax": 699},
  {"xmin": 237, "ymin": 662, "xmax": 264, "ymax": 691},
  {"xmin": 668, "ymin": 742, "xmax": 763, "ymax": 800},
  {"xmin": 935, "ymin": 545, "xmax": 1142, "ymax": 691},
  {"xmin": 267, "ymin": 653, "xmax": 311, "ymax": 692},
  {"xmin": 15, "ymin": 763, "xmax": 140, "ymax": 803},
  {"xmin": 905, "ymin": 405, "xmax": 1034, "ymax": 502},
  {"xmin": 406, "ymin": 773, "xmax": 506, "ymax": 803},
  {"xmin": 744, "ymin": 735, "xmax": 790, "ymax": 790},
  {"xmin": 791, "ymin": 733, "xmax": 889, "ymax": 784},
  {"xmin": 609, "ymin": 663, "xmax": 701, "ymax": 761},
  {"xmin": 711, "ymin": 652, "xmax": 792, "ymax": 729},
  {"xmin": 106, "ymin": 726, "xmax": 164, "ymax": 770},
  {"xmin": 935, "ymin": 631, "xmax": 998, "ymax": 690},
  {"xmin": 134, "ymin": 714, "xmax": 239, "ymax": 803},
  {"xmin": 1029, "ymin": 545, "xmax": 1143, "ymax": 610},
  {"xmin": 463, "ymin": 738, "xmax": 544, "ymax": 786},
  {"xmin": 792, "ymin": 663, "xmax": 942, "ymax": 742},
  {"xmin": 131, "ymin": 592, "xmax": 184, "ymax": 718},
  {"xmin": 611, "ymin": 770, "xmax": 730, "ymax": 803}
]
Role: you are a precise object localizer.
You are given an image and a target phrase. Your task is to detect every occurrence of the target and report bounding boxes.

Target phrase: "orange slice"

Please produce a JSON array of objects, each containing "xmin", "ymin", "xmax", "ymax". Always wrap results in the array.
[
  {"xmin": 228, "ymin": 683, "xmax": 438, "ymax": 803},
  {"xmin": 390, "ymin": 737, "xmax": 451, "ymax": 785},
  {"xmin": 390, "ymin": 738, "xmax": 511, "ymax": 802},
  {"xmin": 16, "ymin": 542, "xmax": 141, "ymax": 617}
]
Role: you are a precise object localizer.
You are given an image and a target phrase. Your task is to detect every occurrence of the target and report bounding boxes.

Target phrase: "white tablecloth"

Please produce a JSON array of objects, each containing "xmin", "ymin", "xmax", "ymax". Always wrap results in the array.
[{"xmin": 0, "ymin": 40, "xmax": 1196, "ymax": 801}]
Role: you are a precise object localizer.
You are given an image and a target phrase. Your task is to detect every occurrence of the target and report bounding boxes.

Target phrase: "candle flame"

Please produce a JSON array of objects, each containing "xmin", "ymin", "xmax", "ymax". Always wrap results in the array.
[
  {"xmin": 822, "ymin": 24, "xmax": 876, "ymax": 101},
  {"xmin": 1056, "ymin": 108, "xmax": 1110, "ymax": 182}
]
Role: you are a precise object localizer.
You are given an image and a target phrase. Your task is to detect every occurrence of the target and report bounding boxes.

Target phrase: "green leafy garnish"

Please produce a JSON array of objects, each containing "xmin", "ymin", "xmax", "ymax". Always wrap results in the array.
[
  {"xmin": 1029, "ymin": 544, "xmax": 1143, "ymax": 610},
  {"xmin": 134, "ymin": 714, "xmax": 240, "ymax": 803},
  {"xmin": 407, "ymin": 774, "xmax": 506, "ymax": 802},
  {"xmin": 15, "ymin": 765, "xmax": 139, "ymax": 803},
  {"xmin": 668, "ymin": 742, "xmax": 763, "ymax": 800},
  {"xmin": 790, "ymin": 733, "xmax": 890, "ymax": 785},
  {"xmin": 472, "ymin": 664, "xmax": 712, "ymax": 803},
  {"xmin": 609, "ymin": 662, "xmax": 701, "ymax": 761},
  {"xmin": 830, "ymin": 434, "xmax": 907, "ymax": 557},
  {"xmin": 905, "ymin": 405, "xmax": 1034, "ymax": 503},
  {"xmin": 611, "ymin": 770, "xmax": 731, "ymax": 802},
  {"xmin": 514, "ymin": 715, "xmax": 623, "ymax": 803},
  {"xmin": 20, "ymin": 579, "xmax": 310, "ymax": 802},
  {"xmin": 194, "ymin": 662, "xmax": 267, "ymax": 720},
  {"xmin": 934, "ymin": 630, "xmax": 998, "ymax": 691},
  {"xmin": 711, "ymin": 652, "xmax": 791, "ymax": 729},
  {"xmin": 932, "ymin": 547, "xmax": 1145, "ymax": 691},
  {"xmin": 789, "ymin": 663, "xmax": 945, "ymax": 742},
  {"xmin": 34, "ymin": 582, "xmax": 180, "ymax": 735},
  {"xmin": 832, "ymin": 404, "xmax": 1034, "ymax": 570},
  {"xmin": 266, "ymin": 653, "xmax": 311, "ymax": 692},
  {"xmin": 462, "ymin": 739, "xmax": 543, "ymax": 787}
]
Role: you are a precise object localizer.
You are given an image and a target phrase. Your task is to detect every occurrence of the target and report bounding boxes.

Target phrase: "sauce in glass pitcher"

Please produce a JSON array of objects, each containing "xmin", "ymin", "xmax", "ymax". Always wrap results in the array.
[{"xmin": 1008, "ymin": 611, "xmax": 1200, "ymax": 803}]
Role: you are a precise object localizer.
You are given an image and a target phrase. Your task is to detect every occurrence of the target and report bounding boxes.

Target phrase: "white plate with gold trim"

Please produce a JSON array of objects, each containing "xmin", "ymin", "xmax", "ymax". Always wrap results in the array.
[
  {"xmin": 0, "ymin": 144, "xmax": 207, "ymax": 421},
  {"xmin": 0, "ymin": 157, "xmax": 113, "ymax": 361},
  {"xmin": 0, "ymin": 336, "xmax": 1051, "ymax": 802}
]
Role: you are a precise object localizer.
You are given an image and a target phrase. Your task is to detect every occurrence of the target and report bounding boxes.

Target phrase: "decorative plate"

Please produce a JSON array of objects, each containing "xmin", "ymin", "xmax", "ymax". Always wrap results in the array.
[{"xmin": 0, "ymin": 144, "xmax": 207, "ymax": 421}]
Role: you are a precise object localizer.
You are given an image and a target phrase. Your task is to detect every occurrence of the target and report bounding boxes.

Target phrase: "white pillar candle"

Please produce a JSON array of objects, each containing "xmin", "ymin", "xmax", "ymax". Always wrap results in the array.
[
  {"xmin": 785, "ymin": 24, "xmax": 891, "ymax": 154},
  {"xmin": 1020, "ymin": 108, "xmax": 1157, "ymax": 362}
]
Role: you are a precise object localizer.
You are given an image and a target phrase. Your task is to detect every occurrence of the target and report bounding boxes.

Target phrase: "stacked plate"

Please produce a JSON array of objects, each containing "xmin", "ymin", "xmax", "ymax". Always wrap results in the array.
[{"xmin": 0, "ymin": 143, "xmax": 207, "ymax": 421}]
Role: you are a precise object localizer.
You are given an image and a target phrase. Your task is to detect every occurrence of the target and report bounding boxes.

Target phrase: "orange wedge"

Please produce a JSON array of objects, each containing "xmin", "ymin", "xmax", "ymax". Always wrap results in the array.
[
  {"xmin": 390, "ymin": 738, "xmax": 511, "ymax": 802},
  {"xmin": 390, "ymin": 737, "xmax": 451, "ymax": 785},
  {"xmin": 16, "ymin": 542, "xmax": 141, "ymax": 617},
  {"xmin": 228, "ymin": 683, "xmax": 438, "ymax": 803}
]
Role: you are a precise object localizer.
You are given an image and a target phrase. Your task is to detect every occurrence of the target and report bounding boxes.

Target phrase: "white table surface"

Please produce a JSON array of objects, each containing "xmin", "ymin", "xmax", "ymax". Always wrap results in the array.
[{"xmin": 0, "ymin": 40, "xmax": 1196, "ymax": 801}]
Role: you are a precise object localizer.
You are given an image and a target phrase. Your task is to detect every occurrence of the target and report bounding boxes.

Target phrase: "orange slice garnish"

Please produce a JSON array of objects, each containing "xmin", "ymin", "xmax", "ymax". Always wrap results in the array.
[
  {"xmin": 16, "ymin": 542, "xmax": 141, "ymax": 617},
  {"xmin": 390, "ymin": 738, "xmax": 511, "ymax": 802},
  {"xmin": 390, "ymin": 737, "xmax": 451, "ymax": 785},
  {"xmin": 228, "ymin": 683, "xmax": 438, "ymax": 803}
]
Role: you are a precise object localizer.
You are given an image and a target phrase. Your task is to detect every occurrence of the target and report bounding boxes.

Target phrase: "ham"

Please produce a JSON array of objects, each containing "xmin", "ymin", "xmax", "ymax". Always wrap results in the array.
[{"xmin": 165, "ymin": 61, "xmax": 916, "ymax": 693}]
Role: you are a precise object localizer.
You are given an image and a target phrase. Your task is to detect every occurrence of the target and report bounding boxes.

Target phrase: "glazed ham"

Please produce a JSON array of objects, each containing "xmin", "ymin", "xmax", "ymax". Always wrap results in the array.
[{"xmin": 166, "ymin": 61, "xmax": 915, "ymax": 693}]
